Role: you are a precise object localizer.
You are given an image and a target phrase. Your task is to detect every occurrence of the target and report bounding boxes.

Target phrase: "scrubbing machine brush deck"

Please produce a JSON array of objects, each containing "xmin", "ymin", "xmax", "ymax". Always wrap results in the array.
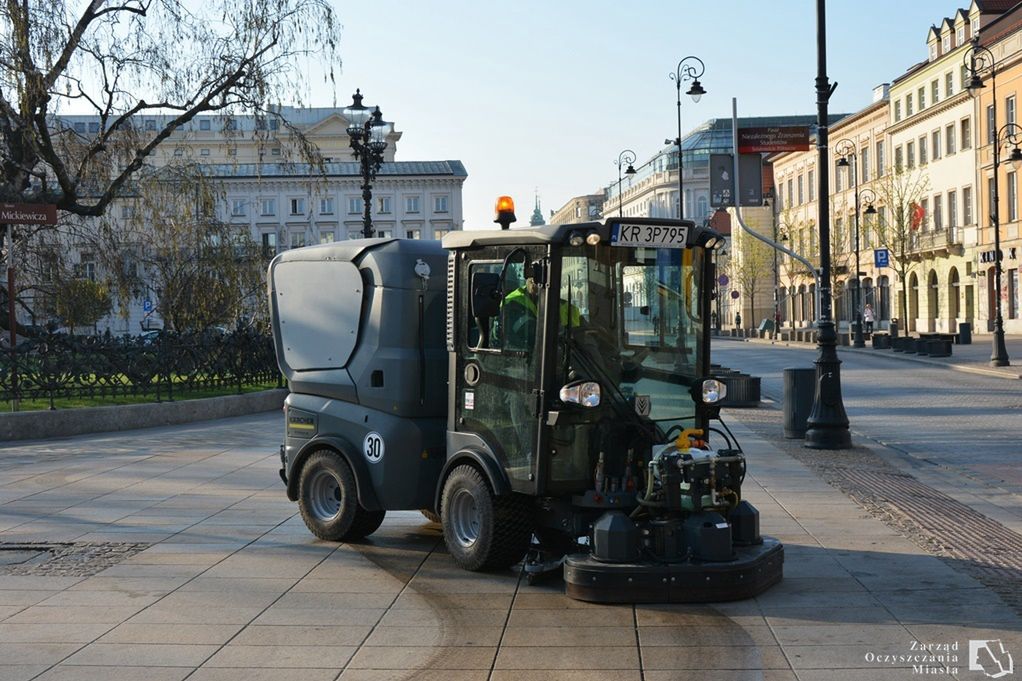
[{"xmin": 269, "ymin": 210, "xmax": 782, "ymax": 604}]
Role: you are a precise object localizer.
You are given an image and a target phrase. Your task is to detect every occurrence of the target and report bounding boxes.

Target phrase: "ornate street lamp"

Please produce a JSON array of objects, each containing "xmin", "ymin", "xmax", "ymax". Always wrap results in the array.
[
  {"xmin": 805, "ymin": 0, "xmax": 851, "ymax": 449},
  {"xmin": 668, "ymin": 57, "xmax": 706, "ymax": 219},
  {"xmin": 344, "ymin": 89, "xmax": 390, "ymax": 238},
  {"xmin": 615, "ymin": 149, "xmax": 637, "ymax": 217},
  {"xmin": 836, "ymin": 138, "xmax": 868, "ymax": 348},
  {"xmin": 966, "ymin": 37, "xmax": 1015, "ymax": 366}
]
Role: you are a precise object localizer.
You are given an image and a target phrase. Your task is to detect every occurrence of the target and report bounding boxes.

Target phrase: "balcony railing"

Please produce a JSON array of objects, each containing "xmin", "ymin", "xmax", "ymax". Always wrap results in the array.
[{"xmin": 907, "ymin": 227, "xmax": 962, "ymax": 257}]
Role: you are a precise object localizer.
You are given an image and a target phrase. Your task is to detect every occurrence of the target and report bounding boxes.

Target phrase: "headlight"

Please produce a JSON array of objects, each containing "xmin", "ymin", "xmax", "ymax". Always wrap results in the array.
[
  {"xmin": 559, "ymin": 381, "xmax": 601, "ymax": 407},
  {"xmin": 701, "ymin": 378, "xmax": 727, "ymax": 404}
]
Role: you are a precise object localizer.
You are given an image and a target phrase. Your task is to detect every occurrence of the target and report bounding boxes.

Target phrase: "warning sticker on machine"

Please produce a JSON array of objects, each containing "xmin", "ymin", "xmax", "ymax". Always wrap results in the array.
[{"xmin": 465, "ymin": 391, "xmax": 475, "ymax": 410}]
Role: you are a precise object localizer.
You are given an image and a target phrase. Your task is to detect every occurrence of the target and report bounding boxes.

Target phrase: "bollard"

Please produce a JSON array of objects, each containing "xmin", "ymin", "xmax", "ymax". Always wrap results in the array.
[
  {"xmin": 958, "ymin": 322, "xmax": 972, "ymax": 345},
  {"xmin": 783, "ymin": 367, "xmax": 816, "ymax": 439}
]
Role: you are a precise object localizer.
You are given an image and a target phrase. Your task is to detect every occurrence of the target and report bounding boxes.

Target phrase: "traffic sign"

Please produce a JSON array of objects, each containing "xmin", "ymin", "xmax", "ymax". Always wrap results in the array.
[
  {"xmin": 874, "ymin": 248, "xmax": 890, "ymax": 268},
  {"xmin": 718, "ymin": 274, "xmax": 729, "ymax": 286},
  {"xmin": 143, "ymin": 299, "xmax": 153, "ymax": 313},
  {"xmin": 730, "ymin": 290, "xmax": 740, "ymax": 299}
]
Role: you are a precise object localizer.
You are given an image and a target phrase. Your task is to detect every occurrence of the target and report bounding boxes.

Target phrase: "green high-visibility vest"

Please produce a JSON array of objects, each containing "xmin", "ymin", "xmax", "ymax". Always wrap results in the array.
[{"xmin": 504, "ymin": 286, "xmax": 581, "ymax": 326}]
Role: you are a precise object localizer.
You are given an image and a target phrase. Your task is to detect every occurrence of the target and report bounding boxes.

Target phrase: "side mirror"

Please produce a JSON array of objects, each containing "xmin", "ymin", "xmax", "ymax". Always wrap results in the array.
[{"xmin": 471, "ymin": 271, "xmax": 501, "ymax": 319}]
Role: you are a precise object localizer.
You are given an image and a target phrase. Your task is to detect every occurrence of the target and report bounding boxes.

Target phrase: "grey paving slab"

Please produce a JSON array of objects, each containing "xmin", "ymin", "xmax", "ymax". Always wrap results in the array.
[
  {"xmin": 230, "ymin": 624, "xmax": 372, "ymax": 647},
  {"xmin": 61, "ymin": 642, "xmax": 219, "ymax": 667},
  {"xmin": 0, "ymin": 642, "xmax": 85, "ymax": 665},
  {"xmin": 31, "ymin": 667, "xmax": 194, "ymax": 681},
  {"xmin": 0, "ymin": 622, "xmax": 113, "ymax": 643},
  {"xmin": 203, "ymin": 644, "xmax": 357, "ymax": 668},
  {"xmin": 0, "ymin": 666, "xmax": 51, "ymax": 681},
  {"xmin": 97, "ymin": 622, "xmax": 245, "ymax": 645},
  {"xmin": 347, "ymin": 645, "xmax": 497, "ymax": 670},
  {"xmin": 188, "ymin": 669, "xmax": 339, "ymax": 681}
]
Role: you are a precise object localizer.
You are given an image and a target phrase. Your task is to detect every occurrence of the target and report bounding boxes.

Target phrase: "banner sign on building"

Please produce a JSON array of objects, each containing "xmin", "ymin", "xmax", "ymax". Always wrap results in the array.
[
  {"xmin": 710, "ymin": 154, "xmax": 763, "ymax": 208},
  {"xmin": 737, "ymin": 126, "xmax": 810, "ymax": 154},
  {"xmin": 0, "ymin": 203, "xmax": 57, "ymax": 225}
]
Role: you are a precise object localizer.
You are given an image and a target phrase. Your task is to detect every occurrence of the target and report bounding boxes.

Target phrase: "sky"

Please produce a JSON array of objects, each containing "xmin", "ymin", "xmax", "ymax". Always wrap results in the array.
[{"xmin": 321, "ymin": 1, "xmax": 957, "ymax": 228}]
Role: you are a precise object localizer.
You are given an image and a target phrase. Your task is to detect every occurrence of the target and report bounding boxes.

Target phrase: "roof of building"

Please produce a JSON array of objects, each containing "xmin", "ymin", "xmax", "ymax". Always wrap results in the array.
[{"xmin": 199, "ymin": 160, "xmax": 467, "ymax": 179}]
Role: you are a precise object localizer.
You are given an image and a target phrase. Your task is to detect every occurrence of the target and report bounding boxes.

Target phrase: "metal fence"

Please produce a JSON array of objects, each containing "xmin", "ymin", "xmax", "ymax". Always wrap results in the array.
[{"xmin": 1, "ymin": 328, "xmax": 281, "ymax": 409}]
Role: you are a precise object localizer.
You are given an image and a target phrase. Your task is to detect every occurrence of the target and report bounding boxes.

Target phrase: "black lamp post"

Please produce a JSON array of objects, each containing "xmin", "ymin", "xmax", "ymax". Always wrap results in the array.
[
  {"xmin": 615, "ymin": 150, "xmax": 637, "ymax": 217},
  {"xmin": 669, "ymin": 57, "xmax": 706, "ymax": 220},
  {"xmin": 805, "ymin": 0, "xmax": 852, "ymax": 449},
  {"xmin": 835, "ymin": 138, "xmax": 868, "ymax": 348},
  {"xmin": 965, "ymin": 38, "xmax": 1014, "ymax": 366},
  {"xmin": 344, "ymin": 89, "xmax": 389, "ymax": 239}
]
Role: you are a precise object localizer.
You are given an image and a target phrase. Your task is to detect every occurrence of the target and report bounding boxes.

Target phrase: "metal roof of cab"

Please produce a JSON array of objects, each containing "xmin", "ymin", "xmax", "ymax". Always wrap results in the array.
[{"xmin": 441, "ymin": 217, "xmax": 715, "ymax": 250}]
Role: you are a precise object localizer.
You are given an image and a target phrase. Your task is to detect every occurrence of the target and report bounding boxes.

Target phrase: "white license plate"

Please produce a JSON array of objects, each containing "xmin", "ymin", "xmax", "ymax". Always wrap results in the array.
[{"xmin": 611, "ymin": 223, "xmax": 689, "ymax": 249}]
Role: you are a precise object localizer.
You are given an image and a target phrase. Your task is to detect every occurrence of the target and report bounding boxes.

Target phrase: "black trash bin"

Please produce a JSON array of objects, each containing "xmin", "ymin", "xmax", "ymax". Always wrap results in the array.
[
  {"xmin": 783, "ymin": 367, "xmax": 816, "ymax": 439},
  {"xmin": 958, "ymin": 322, "xmax": 972, "ymax": 345},
  {"xmin": 890, "ymin": 319, "xmax": 899, "ymax": 340}
]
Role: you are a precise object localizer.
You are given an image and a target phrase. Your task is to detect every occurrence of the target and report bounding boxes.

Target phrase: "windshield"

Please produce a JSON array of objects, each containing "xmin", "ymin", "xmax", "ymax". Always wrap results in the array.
[{"xmin": 558, "ymin": 245, "xmax": 705, "ymax": 426}]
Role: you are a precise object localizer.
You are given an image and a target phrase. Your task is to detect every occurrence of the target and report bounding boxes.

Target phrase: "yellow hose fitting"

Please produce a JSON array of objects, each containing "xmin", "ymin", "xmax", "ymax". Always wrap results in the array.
[{"xmin": 675, "ymin": 427, "xmax": 704, "ymax": 451}]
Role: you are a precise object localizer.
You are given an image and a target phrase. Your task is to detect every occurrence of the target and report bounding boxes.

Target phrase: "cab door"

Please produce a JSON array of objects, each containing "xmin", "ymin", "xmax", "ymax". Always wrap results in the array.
[{"xmin": 454, "ymin": 245, "xmax": 546, "ymax": 494}]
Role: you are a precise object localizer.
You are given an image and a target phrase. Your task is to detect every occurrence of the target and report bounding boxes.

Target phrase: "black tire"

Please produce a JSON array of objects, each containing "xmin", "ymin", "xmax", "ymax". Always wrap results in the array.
[
  {"xmin": 420, "ymin": 509, "xmax": 441, "ymax": 524},
  {"xmin": 440, "ymin": 464, "xmax": 532, "ymax": 571},
  {"xmin": 298, "ymin": 450, "xmax": 383, "ymax": 541}
]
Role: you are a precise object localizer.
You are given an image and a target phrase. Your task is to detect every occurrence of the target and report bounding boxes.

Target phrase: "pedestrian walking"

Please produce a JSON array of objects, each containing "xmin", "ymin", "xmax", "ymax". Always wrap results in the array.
[{"xmin": 863, "ymin": 302, "xmax": 875, "ymax": 334}]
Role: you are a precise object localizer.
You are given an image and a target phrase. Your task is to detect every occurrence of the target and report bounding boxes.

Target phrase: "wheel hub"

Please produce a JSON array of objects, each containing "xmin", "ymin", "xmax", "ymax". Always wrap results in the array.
[
  {"xmin": 308, "ymin": 469, "xmax": 342, "ymax": 521},
  {"xmin": 449, "ymin": 488, "xmax": 480, "ymax": 548}
]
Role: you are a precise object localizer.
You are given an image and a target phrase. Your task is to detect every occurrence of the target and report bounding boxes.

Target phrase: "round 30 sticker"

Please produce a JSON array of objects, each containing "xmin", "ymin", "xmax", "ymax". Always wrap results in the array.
[{"xmin": 363, "ymin": 432, "xmax": 384, "ymax": 464}]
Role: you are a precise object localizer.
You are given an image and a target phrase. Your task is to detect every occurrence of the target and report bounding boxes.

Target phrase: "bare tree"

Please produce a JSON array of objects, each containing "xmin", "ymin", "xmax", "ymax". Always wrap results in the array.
[
  {"xmin": 728, "ymin": 232, "xmax": 773, "ymax": 327},
  {"xmin": 0, "ymin": 0, "xmax": 339, "ymax": 216},
  {"xmin": 870, "ymin": 165, "xmax": 930, "ymax": 326}
]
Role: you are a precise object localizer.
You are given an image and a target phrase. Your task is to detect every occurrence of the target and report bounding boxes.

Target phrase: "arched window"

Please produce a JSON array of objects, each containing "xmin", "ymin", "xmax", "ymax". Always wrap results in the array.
[{"xmin": 927, "ymin": 269, "xmax": 939, "ymax": 322}]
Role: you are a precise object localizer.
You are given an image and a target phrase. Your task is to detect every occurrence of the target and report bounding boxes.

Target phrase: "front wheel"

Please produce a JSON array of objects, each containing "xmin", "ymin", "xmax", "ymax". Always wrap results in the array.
[
  {"xmin": 298, "ymin": 450, "xmax": 384, "ymax": 541},
  {"xmin": 440, "ymin": 465, "xmax": 532, "ymax": 571}
]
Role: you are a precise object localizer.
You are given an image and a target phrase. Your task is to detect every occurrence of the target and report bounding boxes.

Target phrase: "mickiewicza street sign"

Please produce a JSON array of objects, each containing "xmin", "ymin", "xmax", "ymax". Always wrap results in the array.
[
  {"xmin": 874, "ymin": 248, "xmax": 890, "ymax": 268},
  {"xmin": 0, "ymin": 203, "xmax": 57, "ymax": 225}
]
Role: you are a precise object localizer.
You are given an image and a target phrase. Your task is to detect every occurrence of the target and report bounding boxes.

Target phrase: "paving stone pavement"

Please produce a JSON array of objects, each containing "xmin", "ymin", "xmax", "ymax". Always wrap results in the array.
[{"xmin": 0, "ymin": 412, "xmax": 1020, "ymax": 680}]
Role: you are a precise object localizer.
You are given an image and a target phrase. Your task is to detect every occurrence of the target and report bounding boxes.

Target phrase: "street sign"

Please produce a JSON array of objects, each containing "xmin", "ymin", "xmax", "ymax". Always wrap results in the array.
[
  {"xmin": 0, "ymin": 203, "xmax": 57, "ymax": 225},
  {"xmin": 143, "ymin": 299, "xmax": 153, "ymax": 313},
  {"xmin": 730, "ymin": 290, "xmax": 740, "ymax": 299},
  {"xmin": 874, "ymin": 248, "xmax": 890, "ymax": 268},
  {"xmin": 718, "ymin": 274, "xmax": 729, "ymax": 286},
  {"xmin": 737, "ymin": 126, "xmax": 810, "ymax": 154},
  {"xmin": 709, "ymin": 153, "xmax": 763, "ymax": 207}
]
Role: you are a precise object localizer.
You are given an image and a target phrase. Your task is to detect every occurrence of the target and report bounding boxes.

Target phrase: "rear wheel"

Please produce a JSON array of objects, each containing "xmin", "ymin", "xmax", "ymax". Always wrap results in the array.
[
  {"xmin": 441, "ymin": 465, "xmax": 532, "ymax": 571},
  {"xmin": 298, "ymin": 450, "xmax": 384, "ymax": 541}
]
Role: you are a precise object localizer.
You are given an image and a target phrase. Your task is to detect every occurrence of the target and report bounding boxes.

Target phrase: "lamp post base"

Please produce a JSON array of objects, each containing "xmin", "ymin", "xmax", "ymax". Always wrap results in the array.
[
  {"xmin": 852, "ymin": 315, "xmax": 866, "ymax": 348},
  {"xmin": 991, "ymin": 328, "xmax": 1010, "ymax": 366},
  {"xmin": 804, "ymin": 321, "xmax": 852, "ymax": 450}
]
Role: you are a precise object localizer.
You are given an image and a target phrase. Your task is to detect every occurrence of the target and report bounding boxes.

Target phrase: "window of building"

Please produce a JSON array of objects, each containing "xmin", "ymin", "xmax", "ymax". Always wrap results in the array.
[
  {"xmin": 932, "ymin": 79, "xmax": 940, "ymax": 104},
  {"xmin": 406, "ymin": 229, "xmax": 422, "ymax": 239},
  {"xmin": 946, "ymin": 71, "xmax": 954, "ymax": 97},
  {"xmin": 1010, "ymin": 172, "xmax": 1018, "ymax": 222},
  {"xmin": 231, "ymin": 199, "xmax": 246, "ymax": 217},
  {"xmin": 434, "ymin": 195, "xmax": 449, "ymax": 213},
  {"xmin": 972, "ymin": 16, "xmax": 980, "ymax": 35},
  {"xmin": 876, "ymin": 141, "xmax": 885, "ymax": 176},
  {"xmin": 918, "ymin": 86, "xmax": 926, "ymax": 110},
  {"xmin": 376, "ymin": 229, "xmax": 391, "ymax": 239},
  {"xmin": 200, "ymin": 148, "xmax": 210, "ymax": 156},
  {"xmin": 835, "ymin": 160, "xmax": 844, "ymax": 192},
  {"xmin": 987, "ymin": 105, "xmax": 996, "ymax": 144},
  {"xmin": 808, "ymin": 169, "xmax": 816, "ymax": 200},
  {"xmin": 348, "ymin": 197, "xmax": 363, "ymax": 214},
  {"xmin": 261, "ymin": 232, "xmax": 277, "ymax": 258},
  {"xmin": 73, "ymin": 121, "xmax": 86, "ymax": 133},
  {"xmin": 961, "ymin": 117, "xmax": 972, "ymax": 150},
  {"xmin": 933, "ymin": 194, "xmax": 943, "ymax": 230},
  {"xmin": 433, "ymin": 226, "xmax": 451, "ymax": 239},
  {"xmin": 861, "ymin": 146, "xmax": 870, "ymax": 182},
  {"xmin": 920, "ymin": 197, "xmax": 929, "ymax": 229},
  {"xmin": 895, "ymin": 145, "xmax": 904, "ymax": 171},
  {"xmin": 961, "ymin": 63, "xmax": 970, "ymax": 90},
  {"xmin": 120, "ymin": 204, "xmax": 134, "ymax": 219},
  {"xmin": 227, "ymin": 147, "xmax": 236, "ymax": 156},
  {"xmin": 405, "ymin": 195, "xmax": 421, "ymax": 213},
  {"xmin": 320, "ymin": 198, "xmax": 334, "ymax": 215},
  {"xmin": 144, "ymin": 119, "xmax": 156, "ymax": 131},
  {"xmin": 173, "ymin": 148, "xmax": 184, "ymax": 157},
  {"xmin": 906, "ymin": 93, "xmax": 914, "ymax": 117},
  {"xmin": 87, "ymin": 121, "xmax": 99, "ymax": 134},
  {"xmin": 957, "ymin": 26, "xmax": 965, "ymax": 45},
  {"xmin": 289, "ymin": 198, "xmax": 305, "ymax": 216},
  {"xmin": 964, "ymin": 186, "xmax": 973, "ymax": 224},
  {"xmin": 269, "ymin": 119, "xmax": 279, "ymax": 131},
  {"xmin": 949, "ymin": 190, "xmax": 958, "ymax": 230},
  {"xmin": 988, "ymin": 178, "xmax": 996, "ymax": 223},
  {"xmin": 271, "ymin": 147, "xmax": 281, "ymax": 156},
  {"xmin": 1009, "ymin": 96, "xmax": 1017, "ymax": 125},
  {"xmin": 260, "ymin": 198, "xmax": 276, "ymax": 216},
  {"xmin": 919, "ymin": 136, "xmax": 928, "ymax": 165},
  {"xmin": 786, "ymin": 179, "xmax": 793, "ymax": 206},
  {"xmin": 319, "ymin": 231, "xmax": 335, "ymax": 244},
  {"xmin": 894, "ymin": 100, "xmax": 902, "ymax": 122},
  {"xmin": 377, "ymin": 196, "xmax": 392, "ymax": 213},
  {"xmin": 835, "ymin": 217, "xmax": 844, "ymax": 251},
  {"xmin": 1012, "ymin": 269, "xmax": 1020, "ymax": 319},
  {"xmin": 946, "ymin": 124, "xmax": 957, "ymax": 155},
  {"xmin": 932, "ymin": 130, "xmax": 941, "ymax": 160},
  {"xmin": 797, "ymin": 175, "xmax": 804, "ymax": 204},
  {"xmin": 290, "ymin": 231, "xmax": 306, "ymax": 249},
  {"xmin": 930, "ymin": 43, "xmax": 938, "ymax": 61},
  {"xmin": 200, "ymin": 119, "xmax": 211, "ymax": 131},
  {"xmin": 907, "ymin": 140, "xmax": 915, "ymax": 169},
  {"xmin": 942, "ymin": 35, "xmax": 951, "ymax": 53}
]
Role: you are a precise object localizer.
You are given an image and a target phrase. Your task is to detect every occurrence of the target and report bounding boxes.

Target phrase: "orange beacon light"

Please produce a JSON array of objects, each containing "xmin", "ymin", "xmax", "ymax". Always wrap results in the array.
[{"xmin": 494, "ymin": 195, "xmax": 517, "ymax": 230}]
